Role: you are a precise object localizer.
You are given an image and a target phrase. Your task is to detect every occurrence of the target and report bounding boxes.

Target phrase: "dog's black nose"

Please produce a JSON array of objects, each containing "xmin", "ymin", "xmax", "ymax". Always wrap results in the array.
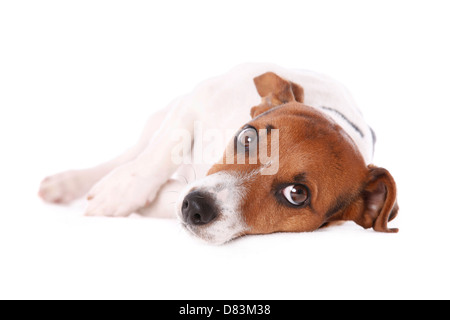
[{"xmin": 182, "ymin": 191, "xmax": 218, "ymax": 226}]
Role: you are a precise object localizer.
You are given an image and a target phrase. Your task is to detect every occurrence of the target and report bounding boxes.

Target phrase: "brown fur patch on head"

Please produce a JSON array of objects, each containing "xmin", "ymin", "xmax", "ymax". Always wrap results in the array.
[
  {"xmin": 208, "ymin": 102, "xmax": 399, "ymax": 236},
  {"xmin": 243, "ymin": 103, "xmax": 368, "ymax": 235}
]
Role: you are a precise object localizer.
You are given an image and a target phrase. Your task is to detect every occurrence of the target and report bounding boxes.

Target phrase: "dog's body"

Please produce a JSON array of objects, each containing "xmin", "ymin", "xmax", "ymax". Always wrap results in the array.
[{"xmin": 39, "ymin": 63, "xmax": 398, "ymax": 244}]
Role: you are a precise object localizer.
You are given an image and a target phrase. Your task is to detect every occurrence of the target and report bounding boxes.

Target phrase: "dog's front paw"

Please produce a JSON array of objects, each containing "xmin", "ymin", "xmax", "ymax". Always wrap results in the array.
[
  {"xmin": 39, "ymin": 170, "xmax": 93, "ymax": 204},
  {"xmin": 85, "ymin": 167, "xmax": 161, "ymax": 217}
]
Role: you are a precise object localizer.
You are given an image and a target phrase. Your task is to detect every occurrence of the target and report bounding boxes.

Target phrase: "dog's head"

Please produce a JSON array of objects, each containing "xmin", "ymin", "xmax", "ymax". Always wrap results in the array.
[{"xmin": 177, "ymin": 72, "xmax": 398, "ymax": 244}]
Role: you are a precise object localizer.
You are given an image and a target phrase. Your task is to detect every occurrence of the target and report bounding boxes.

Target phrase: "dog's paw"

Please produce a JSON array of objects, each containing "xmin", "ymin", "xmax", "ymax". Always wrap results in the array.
[
  {"xmin": 38, "ymin": 170, "xmax": 92, "ymax": 204},
  {"xmin": 85, "ymin": 167, "xmax": 162, "ymax": 217}
]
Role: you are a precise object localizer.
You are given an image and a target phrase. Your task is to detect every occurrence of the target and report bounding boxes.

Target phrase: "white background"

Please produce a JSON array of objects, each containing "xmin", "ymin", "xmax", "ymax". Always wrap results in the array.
[{"xmin": 1, "ymin": 0, "xmax": 449, "ymax": 299}]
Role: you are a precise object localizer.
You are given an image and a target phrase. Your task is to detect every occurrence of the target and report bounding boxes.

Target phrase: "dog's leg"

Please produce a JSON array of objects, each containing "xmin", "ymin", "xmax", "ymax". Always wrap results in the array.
[
  {"xmin": 84, "ymin": 96, "xmax": 197, "ymax": 217},
  {"xmin": 38, "ymin": 106, "xmax": 170, "ymax": 204}
]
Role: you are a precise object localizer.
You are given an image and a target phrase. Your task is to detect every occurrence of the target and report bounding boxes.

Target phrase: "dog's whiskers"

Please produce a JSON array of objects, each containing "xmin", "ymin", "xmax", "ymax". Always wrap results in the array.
[
  {"xmin": 178, "ymin": 174, "xmax": 189, "ymax": 185},
  {"xmin": 188, "ymin": 163, "xmax": 197, "ymax": 181},
  {"xmin": 164, "ymin": 190, "xmax": 180, "ymax": 194}
]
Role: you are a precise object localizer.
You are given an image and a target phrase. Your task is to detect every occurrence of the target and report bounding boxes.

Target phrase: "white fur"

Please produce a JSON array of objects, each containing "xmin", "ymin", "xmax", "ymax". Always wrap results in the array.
[
  {"xmin": 175, "ymin": 171, "xmax": 248, "ymax": 244},
  {"xmin": 39, "ymin": 63, "xmax": 374, "ymax": 243}
]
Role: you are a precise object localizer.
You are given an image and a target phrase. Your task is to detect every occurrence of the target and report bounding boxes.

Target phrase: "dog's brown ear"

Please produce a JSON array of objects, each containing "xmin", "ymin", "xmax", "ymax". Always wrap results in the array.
[
  {"xmin": 347, "ymin": 165, "xmax": 399, "ymax": 233},
  {"xmin": 251, "ymin": 72, "xmax": 304, "ymax": 118}
]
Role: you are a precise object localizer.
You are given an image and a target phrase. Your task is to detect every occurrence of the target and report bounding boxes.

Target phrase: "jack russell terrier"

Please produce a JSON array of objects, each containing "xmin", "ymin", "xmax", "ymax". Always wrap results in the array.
[{"xmin": 39, "ymin": 63, "xmax": 399, "ymax": 244}]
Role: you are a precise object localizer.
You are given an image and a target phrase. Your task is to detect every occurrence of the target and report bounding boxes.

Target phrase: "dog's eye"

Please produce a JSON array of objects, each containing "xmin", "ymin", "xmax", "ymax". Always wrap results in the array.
[
  {"xmin": 237, "ymin": 127, "xmax": 257, "ymax": 150},
  {"xmin": 282, "ymin": 184, "xmax": 309, "ymax": 206}
]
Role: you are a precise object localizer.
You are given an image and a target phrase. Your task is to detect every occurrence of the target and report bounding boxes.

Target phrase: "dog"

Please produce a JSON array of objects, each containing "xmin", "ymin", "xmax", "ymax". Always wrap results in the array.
[{"xmin": 39, "ymin": 63, "xmax": 399, "ymax": 244}]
